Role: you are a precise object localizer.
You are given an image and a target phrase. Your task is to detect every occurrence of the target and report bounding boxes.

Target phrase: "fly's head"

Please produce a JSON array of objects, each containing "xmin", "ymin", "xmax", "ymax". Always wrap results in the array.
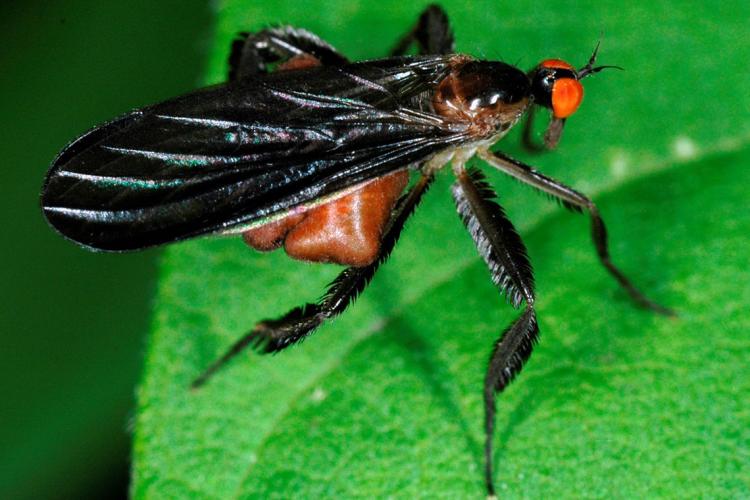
[
  {"xmin": 528, "ymin": 43, "xmax": 621, "ymax": 148},
  {"xmin": 529, "ymin": 59, "xmax": 583, "ymax": 119},
  {"xmin": 433, "ymin": 57, "xmax": 530, "ymax": 138}
]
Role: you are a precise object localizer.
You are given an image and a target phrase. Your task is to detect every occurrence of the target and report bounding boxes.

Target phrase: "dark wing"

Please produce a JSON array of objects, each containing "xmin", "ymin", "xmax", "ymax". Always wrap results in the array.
[{"xmin": 42, "ymin": 55, "xmax": 468, "ymax": 251}]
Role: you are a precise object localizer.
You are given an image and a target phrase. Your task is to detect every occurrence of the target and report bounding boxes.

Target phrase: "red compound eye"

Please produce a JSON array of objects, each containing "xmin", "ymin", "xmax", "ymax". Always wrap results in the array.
[{"xmin": 551, "ymin": 78, "xmax": 583, "ymax": 118}]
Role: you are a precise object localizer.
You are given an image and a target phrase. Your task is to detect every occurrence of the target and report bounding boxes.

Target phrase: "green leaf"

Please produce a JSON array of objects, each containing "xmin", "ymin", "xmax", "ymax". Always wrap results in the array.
[{"xmin": 133, "ymin": 1, "xmax": 750, "ymax": 498}]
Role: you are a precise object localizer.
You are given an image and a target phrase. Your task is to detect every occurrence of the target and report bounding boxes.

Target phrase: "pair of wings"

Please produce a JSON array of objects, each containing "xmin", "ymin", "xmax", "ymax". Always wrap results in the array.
[{"xmin": 41, "ymin": 55, "xmax": 471, "ymax": 251}]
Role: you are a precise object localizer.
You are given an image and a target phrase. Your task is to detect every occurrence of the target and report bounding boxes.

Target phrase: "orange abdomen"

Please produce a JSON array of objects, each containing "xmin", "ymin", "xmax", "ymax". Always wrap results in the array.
[{"xmin": 243, "ymin": 170, "xmax": 409, "ymax": 267}]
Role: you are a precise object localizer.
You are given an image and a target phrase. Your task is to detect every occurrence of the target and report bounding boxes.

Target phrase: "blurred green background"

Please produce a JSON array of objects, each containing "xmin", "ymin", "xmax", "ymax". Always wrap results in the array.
[{"xmin": 0, "ymin": 2, "xmax": 210, "ymax": 498}]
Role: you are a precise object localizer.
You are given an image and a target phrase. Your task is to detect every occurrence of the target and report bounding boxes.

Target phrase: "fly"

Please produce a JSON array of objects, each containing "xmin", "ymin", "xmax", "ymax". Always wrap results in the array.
[{"xmin": 40, "ymin": 4, "xmax": 673, "ymax": 497}]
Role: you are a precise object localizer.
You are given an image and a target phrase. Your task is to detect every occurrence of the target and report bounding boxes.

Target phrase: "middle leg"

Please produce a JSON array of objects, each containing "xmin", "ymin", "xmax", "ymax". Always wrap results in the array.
[{"xmin": 452, "ymin": 167, "xmax": 539, "ymax": 497}]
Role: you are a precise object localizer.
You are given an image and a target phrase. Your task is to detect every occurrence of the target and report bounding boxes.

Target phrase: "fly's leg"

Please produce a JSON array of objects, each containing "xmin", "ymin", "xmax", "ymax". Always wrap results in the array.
[
  {"xmin": 479, "ymin": 149, "xmax": 674, "ymax": 315},
  {"xmin": 391, "ymin": 4, "xmax": 455, "ymax": 56},
  {"xmin": 232, "ymin": 4, "xmax": 453, "ymax": 81},
  {"xmin": 521, "ymin": 105, "xmax": 545, "ymax": 152},
  {"xmin": 191, "ymin": 174, "xmax": 435, "ymax": 388},
  {"xmin": 228, "ymin": 26, "xmax": 349, "ymax": 80},
  {"xmin": 452, "ymin": 168, "xmax": 538, "ymax": 497},
  {"xmin": 521, "ymin": 105, "xmax": 567, "ymax": 151}
]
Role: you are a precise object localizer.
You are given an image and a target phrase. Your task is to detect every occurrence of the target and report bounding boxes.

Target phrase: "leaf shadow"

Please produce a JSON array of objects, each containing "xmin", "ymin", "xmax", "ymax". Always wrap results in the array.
[{"xmin": 377, "ymin": 313, "xmax": 485, "ymax": 475}]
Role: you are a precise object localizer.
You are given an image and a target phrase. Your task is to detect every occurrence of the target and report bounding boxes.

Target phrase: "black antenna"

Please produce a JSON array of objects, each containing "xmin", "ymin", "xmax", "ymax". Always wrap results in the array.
[{"xmin": 577, "ymin": 40, "xmax": 623, "ymax": 79}]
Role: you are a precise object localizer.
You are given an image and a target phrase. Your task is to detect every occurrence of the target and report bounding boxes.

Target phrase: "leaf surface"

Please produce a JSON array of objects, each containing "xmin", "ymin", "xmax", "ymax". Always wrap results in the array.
[{"xmin": 133, "ymin": 1, "xmax": 750, "ymax": 498}]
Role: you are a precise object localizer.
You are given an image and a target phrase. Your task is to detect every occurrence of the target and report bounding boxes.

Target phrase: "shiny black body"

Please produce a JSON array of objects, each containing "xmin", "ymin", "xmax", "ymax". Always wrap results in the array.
[{"xmin": 452, "ymin": 60, "xmax": 530, "ymax": 106}]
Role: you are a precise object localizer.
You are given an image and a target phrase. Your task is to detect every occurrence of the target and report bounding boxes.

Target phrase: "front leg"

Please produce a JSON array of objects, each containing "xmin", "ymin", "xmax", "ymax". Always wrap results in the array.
[
  {"xmin": 228, "ymin": 26, "xmax": 349, "ymax": 80},
  {"xmin": 478, "ymin": 149, "xmax": 674, "ymax": 315},
  {"xmin": 192, "ymin": 173, "xmax": 435, "ymax": 388},
  {"xmin": 520, "ymin": 105, "xmax": 568, "ymax": 152}
]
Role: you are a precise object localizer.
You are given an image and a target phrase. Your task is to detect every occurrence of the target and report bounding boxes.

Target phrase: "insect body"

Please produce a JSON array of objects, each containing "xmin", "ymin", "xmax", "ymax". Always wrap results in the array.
[{"xmin": 40, "ymin": 5, "xmax": 670, "ymax": 496}]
